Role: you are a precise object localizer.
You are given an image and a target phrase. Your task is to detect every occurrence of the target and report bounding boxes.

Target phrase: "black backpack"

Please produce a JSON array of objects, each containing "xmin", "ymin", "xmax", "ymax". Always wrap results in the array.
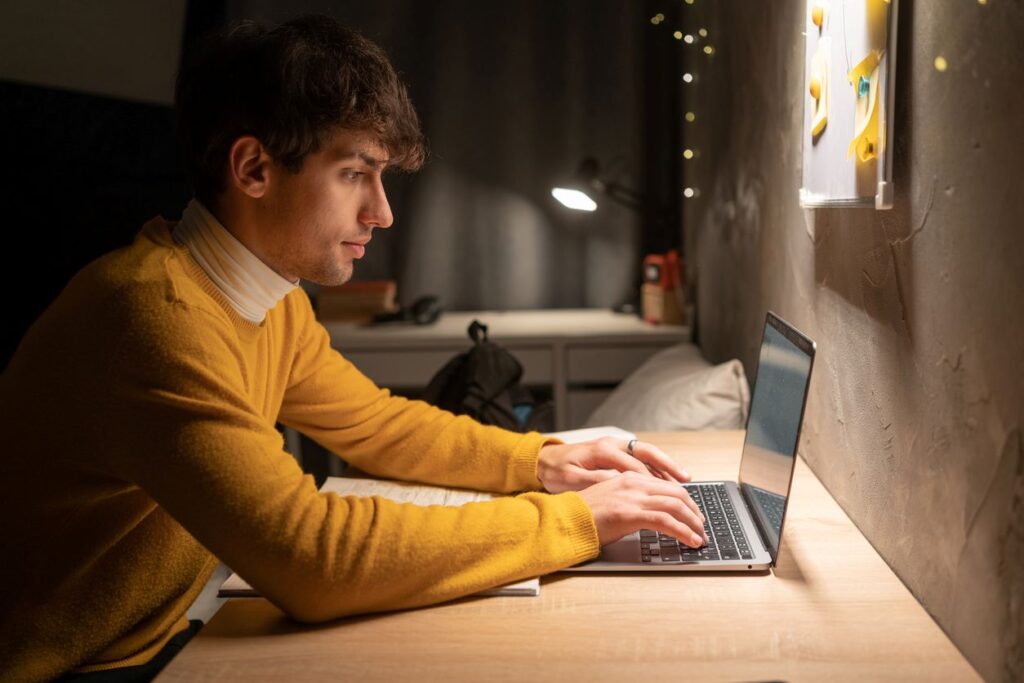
[{"xmin": 420, "ymin": 320, "xmax": 554, "ymax": 432}]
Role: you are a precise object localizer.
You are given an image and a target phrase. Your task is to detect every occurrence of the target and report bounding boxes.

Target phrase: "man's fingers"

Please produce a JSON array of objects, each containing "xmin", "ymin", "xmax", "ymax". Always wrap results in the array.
[
  {"xmin": 587, "ymin": 449, "xmax": 650, "ymax": 476},
  {"xmin": 642, "ymin": 495, "xmax": 707, "ymax": 546},
  {"xmin": 624, "ymin": 475, "xmax": 703, "ymax": 524},
  {"xmin": 579, "ymin": 469, "xmax": 710, "ymax": 547},
  {"xmin": 639, "ymin": 510, "xmax": 706, "ymax": 548},
  {"xmin": 630, "ymin": 441, "xmax": 691, "ymax": 483}
]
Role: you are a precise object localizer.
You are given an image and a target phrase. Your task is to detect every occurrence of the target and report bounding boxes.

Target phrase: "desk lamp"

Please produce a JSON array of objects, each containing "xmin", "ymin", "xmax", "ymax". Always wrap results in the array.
[
  {"xmin": 551, "ymin": 157, "xmax": 671, "ymax": 315},
  {"xmin": 551, "ymin": 157, "xmax": 645, "ymax": 214}
]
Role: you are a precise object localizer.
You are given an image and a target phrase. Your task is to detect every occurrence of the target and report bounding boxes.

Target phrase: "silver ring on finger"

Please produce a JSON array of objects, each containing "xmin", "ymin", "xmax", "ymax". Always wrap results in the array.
[{"xmin": 626, "ymin": 438, "xmax": 638, "ymax": 456}]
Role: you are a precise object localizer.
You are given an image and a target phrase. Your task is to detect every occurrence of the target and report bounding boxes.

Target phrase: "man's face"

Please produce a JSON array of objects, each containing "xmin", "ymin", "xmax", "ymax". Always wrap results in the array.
[{"xmin": 258, "ymin": 128, "xmax": 394, "ymax": 286}]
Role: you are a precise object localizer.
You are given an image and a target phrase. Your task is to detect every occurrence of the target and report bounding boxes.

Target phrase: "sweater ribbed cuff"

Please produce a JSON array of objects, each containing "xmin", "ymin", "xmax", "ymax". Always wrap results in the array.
[
  {"xmin": 509, "ymin": 432, "xmax": 564, "ymax": 492},
  {"xmin": 557, "ymin": 491, "xmax": 602, "ymax": 563}
]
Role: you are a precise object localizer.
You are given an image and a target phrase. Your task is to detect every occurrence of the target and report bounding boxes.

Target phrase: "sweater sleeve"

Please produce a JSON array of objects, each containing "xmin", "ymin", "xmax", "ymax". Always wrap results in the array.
[
  {"xmin": 277, "ymin": 295, "xmax": 557, "ymax": 494},
  {"xmin": 103, "ymin": 303, "xmax": 599, "ymax": 623}
]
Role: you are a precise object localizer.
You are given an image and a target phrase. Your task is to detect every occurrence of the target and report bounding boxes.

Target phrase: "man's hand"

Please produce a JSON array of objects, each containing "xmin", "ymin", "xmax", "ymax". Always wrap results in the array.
[
  {"xmin": 536, "ymin": 437, "xmax": 691, "ymax": 494},
  {"xmin": 577, "ymin": 472, "xmax": 707, "ymax": 547}
]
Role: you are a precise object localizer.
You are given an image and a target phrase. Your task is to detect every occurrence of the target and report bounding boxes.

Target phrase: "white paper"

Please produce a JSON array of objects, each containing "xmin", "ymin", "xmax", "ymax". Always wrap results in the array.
[{"xmin": 543, "ymin": 425, "xmax": 637, "ymax": 444}]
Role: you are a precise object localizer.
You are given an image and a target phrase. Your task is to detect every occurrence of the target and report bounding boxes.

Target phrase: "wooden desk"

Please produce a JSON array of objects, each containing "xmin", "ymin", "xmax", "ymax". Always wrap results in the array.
[{"xmin": 158, "ymin": 431, "xmax": 979, "ymax": 682}]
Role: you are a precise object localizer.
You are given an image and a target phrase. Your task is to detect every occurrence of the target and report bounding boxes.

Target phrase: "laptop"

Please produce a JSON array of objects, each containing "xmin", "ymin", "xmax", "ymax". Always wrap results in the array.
[{"xmin": 565, "ymin": 310, "xmax": 816, "ymax": 572}]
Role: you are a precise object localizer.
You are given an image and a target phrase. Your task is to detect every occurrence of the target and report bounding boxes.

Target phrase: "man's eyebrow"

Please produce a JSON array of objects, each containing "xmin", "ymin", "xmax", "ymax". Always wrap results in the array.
[
  {"xmin": 332, "ymin": 149, "xmax": 389, "ymax": 169},
  {"xmin": 359, "ymin": 152, "xmax": 389, "ymax": 169}
]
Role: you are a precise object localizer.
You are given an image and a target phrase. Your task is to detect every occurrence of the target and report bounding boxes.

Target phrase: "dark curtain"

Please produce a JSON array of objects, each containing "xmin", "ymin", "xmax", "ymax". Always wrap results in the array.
[{"xmin": 227, "ymin": 0, "xmax": 681, "ymax": 310}]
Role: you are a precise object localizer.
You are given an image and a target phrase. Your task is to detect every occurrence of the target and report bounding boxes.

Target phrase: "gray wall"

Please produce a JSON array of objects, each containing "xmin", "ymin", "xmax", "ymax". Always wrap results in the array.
[
  {"xmin": 0, "ymin": 0, "xmax": 185, "ymax": 105},
  {"xmin": 685, "ymin": 2, "xmax": 1023, "ymax": 681}
]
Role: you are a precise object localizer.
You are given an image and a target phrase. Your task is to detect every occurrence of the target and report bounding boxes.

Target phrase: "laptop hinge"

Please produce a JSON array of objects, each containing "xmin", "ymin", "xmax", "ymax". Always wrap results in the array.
[{"xmin": 738, "ymin": 483, "xmax": 775, "ymax": 561}]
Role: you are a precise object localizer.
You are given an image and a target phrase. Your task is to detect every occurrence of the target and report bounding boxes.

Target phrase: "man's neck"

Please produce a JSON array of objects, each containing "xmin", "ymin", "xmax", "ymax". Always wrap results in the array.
[{"xmin": 172, "ymin": 199, "xmax": 298, "ymax": 323}]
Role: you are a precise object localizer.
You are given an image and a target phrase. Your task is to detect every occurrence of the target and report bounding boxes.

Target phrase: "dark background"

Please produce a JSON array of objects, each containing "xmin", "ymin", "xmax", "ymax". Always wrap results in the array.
[{"xmin": 1, "ymin": 0, "xmax": 686, "ymax": 371}]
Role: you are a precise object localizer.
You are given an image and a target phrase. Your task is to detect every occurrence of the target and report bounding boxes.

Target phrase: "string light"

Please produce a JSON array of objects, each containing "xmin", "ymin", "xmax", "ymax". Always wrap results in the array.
[
  {"xmin": 934, "ymin": 55, "xmax": 948, "ymax": 71},
  {"xmin": 673, "ymin": 31, "xmax": 683, "ymax": 40},
  {"xmin": 678, "ymin": 12, "xmax": 704, "ymax": 212}
]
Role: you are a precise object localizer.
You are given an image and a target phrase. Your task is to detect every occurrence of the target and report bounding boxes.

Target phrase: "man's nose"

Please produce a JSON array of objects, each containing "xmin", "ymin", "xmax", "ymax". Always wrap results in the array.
[{"xmin": 361, "ymin": 178, "xmax": 393, "ymax": 229}]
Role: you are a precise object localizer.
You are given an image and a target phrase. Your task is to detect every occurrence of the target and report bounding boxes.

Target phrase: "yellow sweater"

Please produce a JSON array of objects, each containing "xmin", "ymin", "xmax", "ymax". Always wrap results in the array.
[{"xmin": 0, "ymin": 218, "xmax": 600, "ymax": 681}]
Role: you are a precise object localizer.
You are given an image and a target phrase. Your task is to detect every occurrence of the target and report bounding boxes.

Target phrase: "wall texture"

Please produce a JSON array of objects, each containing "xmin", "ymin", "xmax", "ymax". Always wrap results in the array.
[{"xmin": 685, "ymin": 2, "xmax": 1023, "ymax": 681}]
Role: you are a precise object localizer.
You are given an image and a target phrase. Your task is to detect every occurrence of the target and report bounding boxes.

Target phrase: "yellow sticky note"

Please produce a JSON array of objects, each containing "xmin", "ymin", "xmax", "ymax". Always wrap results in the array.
[
  {"xmin": 809, "ymin": 38, "xmax": 831, "ymax": 138},
  {"xmin": 847, "ymin": 50, "xmax": 882, "ymax": 161}
]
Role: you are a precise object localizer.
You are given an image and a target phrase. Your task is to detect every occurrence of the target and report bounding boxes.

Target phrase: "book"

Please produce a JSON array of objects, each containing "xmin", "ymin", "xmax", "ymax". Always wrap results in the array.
[{"xmin": 316, "ymin": 280, "xmax": 398, "ymax": 322}]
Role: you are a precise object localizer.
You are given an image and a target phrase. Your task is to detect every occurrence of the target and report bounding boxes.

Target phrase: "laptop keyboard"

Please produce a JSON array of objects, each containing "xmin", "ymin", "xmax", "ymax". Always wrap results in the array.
[
  {"xmin": 750, "ymin": 485, "xmax": 786, "ymax": 532},
  {"xmin": 638, "ymin": 483, "xmax": 754, "ymax": 563}
]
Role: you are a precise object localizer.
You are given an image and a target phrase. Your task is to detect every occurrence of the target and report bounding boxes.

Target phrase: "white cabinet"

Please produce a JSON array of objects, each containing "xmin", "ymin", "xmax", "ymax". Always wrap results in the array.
[{"xmin": 323, "ymin": 309, "xmax": 689, "ymax": 430}]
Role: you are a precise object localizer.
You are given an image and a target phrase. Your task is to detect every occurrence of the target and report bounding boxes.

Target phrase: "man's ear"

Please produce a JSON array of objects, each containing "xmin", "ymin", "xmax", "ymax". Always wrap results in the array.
[{"xmin": 227, "ymin": 136, "xmax": 272, "ymax": 199}]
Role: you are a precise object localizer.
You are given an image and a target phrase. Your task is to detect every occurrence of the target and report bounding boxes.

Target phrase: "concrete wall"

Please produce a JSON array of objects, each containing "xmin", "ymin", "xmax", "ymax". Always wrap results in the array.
[{"xmin": 684, "ymin": 2, "xmax": 1023, "ymax": 681}]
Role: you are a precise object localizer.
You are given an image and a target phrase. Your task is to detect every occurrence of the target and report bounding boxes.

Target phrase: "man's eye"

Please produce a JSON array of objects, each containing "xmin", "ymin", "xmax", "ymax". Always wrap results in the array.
[{"xmin": 342, "ymin": 170, "xmax": 364, "ymax": 181}]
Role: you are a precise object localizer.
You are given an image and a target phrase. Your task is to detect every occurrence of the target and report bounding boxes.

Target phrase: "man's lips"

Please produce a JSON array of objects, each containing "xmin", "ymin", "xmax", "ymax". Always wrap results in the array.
[{"xmin": 342, "ymin": 241, "xmax": 367, "ymax": 258}]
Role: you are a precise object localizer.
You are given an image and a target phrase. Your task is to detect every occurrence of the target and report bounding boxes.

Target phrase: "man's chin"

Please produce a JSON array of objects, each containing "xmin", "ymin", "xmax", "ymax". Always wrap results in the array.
[{"xmin": 308, "ymin": 263, "xmax": 354, "ymax": 288}]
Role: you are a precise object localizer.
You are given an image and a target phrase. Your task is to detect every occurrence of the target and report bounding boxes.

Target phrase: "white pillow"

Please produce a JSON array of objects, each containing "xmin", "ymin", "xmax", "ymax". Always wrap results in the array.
[{"xmin": 583, "ymin": 343, "xmax": 750, "ymax": 431}]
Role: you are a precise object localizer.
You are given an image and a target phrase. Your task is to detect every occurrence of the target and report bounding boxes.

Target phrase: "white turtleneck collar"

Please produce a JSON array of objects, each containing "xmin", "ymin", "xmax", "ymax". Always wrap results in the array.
[{"xmin": 172, "ymin": 199, "xmax": 299, "ymax": 324}]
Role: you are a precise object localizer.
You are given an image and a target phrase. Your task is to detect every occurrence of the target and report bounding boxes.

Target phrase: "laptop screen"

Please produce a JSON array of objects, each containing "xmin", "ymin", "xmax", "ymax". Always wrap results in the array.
[{"xmin": 738, "ymin": 312, "xmax": 816, "ymax": 564}]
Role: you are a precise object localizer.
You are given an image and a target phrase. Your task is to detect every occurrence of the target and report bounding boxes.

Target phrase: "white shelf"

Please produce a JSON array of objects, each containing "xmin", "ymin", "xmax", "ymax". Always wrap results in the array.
[{"xmin": 324, "ymin": 308, "xmax": 690, "ymax": 430}]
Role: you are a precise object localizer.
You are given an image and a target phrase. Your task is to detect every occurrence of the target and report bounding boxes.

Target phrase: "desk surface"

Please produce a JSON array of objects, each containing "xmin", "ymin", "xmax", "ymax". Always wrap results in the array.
[{"xmin": 158, "ymin": 431, "xmax": 979, "ymax": 682}]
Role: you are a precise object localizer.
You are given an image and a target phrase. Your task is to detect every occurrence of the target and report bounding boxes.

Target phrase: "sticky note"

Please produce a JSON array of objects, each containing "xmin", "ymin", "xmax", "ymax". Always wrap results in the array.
[{"xmin": 847, "ymin": 50, "xmax": 882, "ymax": 161}]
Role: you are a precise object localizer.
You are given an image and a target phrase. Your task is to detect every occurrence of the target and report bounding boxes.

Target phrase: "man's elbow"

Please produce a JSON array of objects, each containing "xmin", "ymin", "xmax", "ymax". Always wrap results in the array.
[
  {"xmin": 270, "ymin": 573, "xmax": 383, "ymax": 623},
  {"xmin": 274, "ymin": 590, "xmax": 349, "ymax": 624}
]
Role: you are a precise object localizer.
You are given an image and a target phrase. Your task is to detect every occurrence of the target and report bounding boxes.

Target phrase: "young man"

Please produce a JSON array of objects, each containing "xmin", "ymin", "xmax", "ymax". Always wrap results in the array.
[{"xmin": 0, "ymin": 15, "xmax": 705, "ymax": 681}]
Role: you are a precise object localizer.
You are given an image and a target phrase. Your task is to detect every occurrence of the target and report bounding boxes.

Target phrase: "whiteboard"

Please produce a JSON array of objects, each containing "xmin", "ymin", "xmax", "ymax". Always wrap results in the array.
[{"xmin": 800, "ymin": 0, "xmax": 899, "ymax": 209}]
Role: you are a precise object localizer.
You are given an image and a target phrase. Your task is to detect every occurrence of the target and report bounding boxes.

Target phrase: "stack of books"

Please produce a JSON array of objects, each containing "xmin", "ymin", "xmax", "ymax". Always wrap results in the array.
[{"xmin": 316, "ymin": 280, "xmax": 399, "ymax": 323}]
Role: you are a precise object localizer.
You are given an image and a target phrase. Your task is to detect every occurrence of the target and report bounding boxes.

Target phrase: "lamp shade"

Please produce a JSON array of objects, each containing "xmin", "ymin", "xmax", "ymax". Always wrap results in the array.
[{"xmin": 551, "ymin": 187, "xmax": 597, "ymax": 212}]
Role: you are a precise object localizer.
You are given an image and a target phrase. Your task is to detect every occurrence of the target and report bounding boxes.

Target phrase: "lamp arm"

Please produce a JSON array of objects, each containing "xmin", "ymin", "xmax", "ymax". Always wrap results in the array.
[{"xmin": 603, "ymin": 182, "xmax": 646, "ymax": 212}]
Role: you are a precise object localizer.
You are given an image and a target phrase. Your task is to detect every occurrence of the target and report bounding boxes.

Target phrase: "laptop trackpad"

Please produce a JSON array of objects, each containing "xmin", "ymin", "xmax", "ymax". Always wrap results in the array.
[{"xmin": 600, "ymin": 533, "xmax": 641, "ymax": 562}]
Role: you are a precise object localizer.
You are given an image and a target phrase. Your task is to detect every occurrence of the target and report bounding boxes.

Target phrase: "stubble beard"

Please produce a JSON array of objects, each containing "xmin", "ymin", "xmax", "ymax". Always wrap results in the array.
[{"xmin": 307, "ymin": 256, "xmax": 354, "ymax": 287}]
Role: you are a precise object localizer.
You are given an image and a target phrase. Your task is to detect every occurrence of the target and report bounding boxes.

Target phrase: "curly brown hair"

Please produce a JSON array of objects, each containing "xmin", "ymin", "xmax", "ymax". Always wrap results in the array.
[{"xmin": 175, "ymin": 14, "xmax": 426, "ymax": 205}]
